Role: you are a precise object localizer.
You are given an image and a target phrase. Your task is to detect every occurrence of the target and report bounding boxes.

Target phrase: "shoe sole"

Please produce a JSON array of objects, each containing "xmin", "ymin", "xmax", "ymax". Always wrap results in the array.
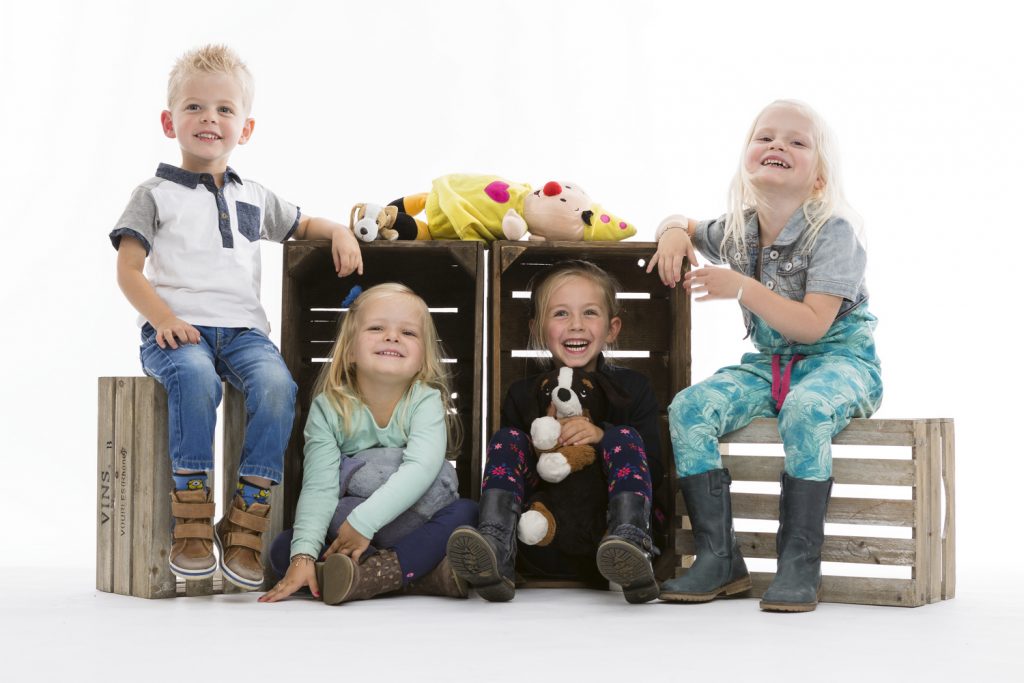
[
  {"xmin": 169, "ymin": 560, "xmax": 217, "ymax": 581},
  {"xmin": 446, "ymin": 528, "xmax": 514, "ymax": 602},
  {"xmin": 321, "ymin": 555, "xmax": 356, "ymax": 605},
  {"xmin": 659, "ymin": 576, "xmax": 752, "ymax": 603},
  {"xmin": 212, "ymin": 530, "xmax": 264, "ymax": 591},
  {"xmin": 759, "ymin": 586, "xmax": 822, "ymax": 612},
  {"xmin": 595, "ymin": 539, "xmax": 658, "ymax": 604}
]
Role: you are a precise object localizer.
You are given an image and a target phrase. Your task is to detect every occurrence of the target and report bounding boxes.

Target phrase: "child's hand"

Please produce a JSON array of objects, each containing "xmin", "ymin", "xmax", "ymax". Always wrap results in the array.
[
  {"xmin": 259, "ymin": 554, "xmax": 319, "ymax": 603},
  {"xmin": 558, "ymin": 416, "xmax": 604, "ymax": 446},
  {"xmin": 332, "ymin": 226, "xmax": 364, "ymax": 277},
  {"xmin": 152, "ymin": 315, "xmax": 200, "ymax": 349},
  {"xmin": 647, "ymin": 221, "xmax": 697, "ymax": 287},
  {"xmin": 684, "ymin": 267, "xmax": 748, "ymax": 302},
  {"xmin": 323, "ymin": 520, "xmax": 371, "ymax": 562}
]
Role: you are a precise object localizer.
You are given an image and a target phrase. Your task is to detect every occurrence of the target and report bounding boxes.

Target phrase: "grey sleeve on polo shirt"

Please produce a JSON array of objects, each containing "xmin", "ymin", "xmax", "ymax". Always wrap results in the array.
[
  {"xmin": 693, "ymin": 214, "xmax": 728, "ymax": 265},
  {"xmin": 259, "ymin": 185, "xmax": 301, "ymax": 243},
  {"xmin": 805, "ymin": 216, "xmax": 866, "ymax": 301},
  {"xmin": 110, "ymin": 182, "xmax": 159, "ymax": 254}
]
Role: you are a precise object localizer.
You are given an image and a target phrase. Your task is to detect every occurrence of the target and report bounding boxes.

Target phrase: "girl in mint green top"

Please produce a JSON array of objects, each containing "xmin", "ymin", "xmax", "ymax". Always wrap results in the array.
[{"xmin": 261, "ymin": 284, "xmax": 475, "ymax": 604}]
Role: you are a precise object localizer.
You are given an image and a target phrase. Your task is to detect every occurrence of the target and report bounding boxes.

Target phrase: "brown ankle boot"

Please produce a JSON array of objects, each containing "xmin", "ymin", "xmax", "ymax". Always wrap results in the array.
[
  {"xmin": 169, "ymin": 488, "xmax": 217, "ymax": 580},
  {"xmin": 403, "ymin": 557, "xmax": 469, "ymax": 599},
  {"xmin": 214, "ymin": 494, "xmax": 271, "ymax": 591},
  {"xmin": 320, "ymin": 550, "xmax": 403, "ymax": 605}
]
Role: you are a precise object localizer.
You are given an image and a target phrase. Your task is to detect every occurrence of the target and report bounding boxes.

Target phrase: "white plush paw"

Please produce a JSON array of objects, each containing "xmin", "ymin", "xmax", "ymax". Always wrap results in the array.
[
  {"xmin": 530, "ymin": 416, "xmax": 561, "ymax": 450},
  {"xmin": 537, "ymin": 453, "xmax": 570, "ymax": 483},
  {"xmin": 518, "ymin": 510, "xmax": 548, "ymax": 545}
]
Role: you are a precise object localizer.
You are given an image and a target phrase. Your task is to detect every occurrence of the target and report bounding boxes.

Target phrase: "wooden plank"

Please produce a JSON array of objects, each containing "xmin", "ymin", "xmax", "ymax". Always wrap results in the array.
[
  {"xmin": 912, "ymin": 422, "xmax": 931, "ymax": 605},
  {"xmin": 926, "ymin": 421, "xmax": 943, "ymax": 603},
  {"xmin": 96, "ymin": 378, "xmax": 116, "ymax": 593},
  {"xmin": 131, "ymin": 378, "xmax": 176, "ymax": 599},
  {"xmin": 720, "ymin": 417, "xmax": 921, "ymax": 447},
  {"xmin": 941, "ymin": 421, "xmax": 956, "ymax": 600},
  {"xmin": 112, "ymin": 378, "xmax": 135, "ymax": 596},
  {"xmin": 745, "ymin": 572, "xmax": 923, "ymax": 607},
  {"xmin": 676, "ymin": 530, "xmax": 916, "ymax": 565},
  {"xmin": 730, "ymin": 492, "xmax": 915, "ymax": 526},
  {"xmin": 721, "ymin": 454, "xmax": 916, "ymax": 486}
]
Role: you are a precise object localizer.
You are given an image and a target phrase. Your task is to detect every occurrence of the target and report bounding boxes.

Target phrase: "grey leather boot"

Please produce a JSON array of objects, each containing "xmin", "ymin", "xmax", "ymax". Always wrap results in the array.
[
  {"xmin": 660, "ymin": 468, "xmax": 751, "ymax": 602},
  {"xmin": 596, "ymin": 493, "xmax": 660, "ymax": 604},
  {"xmin": 760, "ymin": 473, "xmax": 833, "ymax": 612},
  {"xmin": 446, "ymin": 489, "xmax": 518, "ymax": 602}
]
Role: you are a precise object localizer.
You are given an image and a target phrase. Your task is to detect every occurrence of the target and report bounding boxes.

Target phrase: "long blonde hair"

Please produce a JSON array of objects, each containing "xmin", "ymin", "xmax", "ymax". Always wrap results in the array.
[
  {"xmin": 313, "ymin": 283, "xmax": 462, "ymax": 454},
  {"xmin": 722, "ymin": 99, "xmax": 860, "ymax": 260}
]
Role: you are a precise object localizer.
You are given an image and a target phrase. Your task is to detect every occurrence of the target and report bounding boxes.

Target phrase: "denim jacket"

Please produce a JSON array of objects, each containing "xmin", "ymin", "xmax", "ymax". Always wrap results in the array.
[{"xmin": 694, "ymin": 210, "xmax": 869, "ymax": 340}]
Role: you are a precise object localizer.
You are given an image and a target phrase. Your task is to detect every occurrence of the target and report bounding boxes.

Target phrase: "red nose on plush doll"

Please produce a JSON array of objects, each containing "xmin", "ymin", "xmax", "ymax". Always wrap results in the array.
[{"xmin": 543, "ymin": 181, "xmax": 562, "ymax": 197}]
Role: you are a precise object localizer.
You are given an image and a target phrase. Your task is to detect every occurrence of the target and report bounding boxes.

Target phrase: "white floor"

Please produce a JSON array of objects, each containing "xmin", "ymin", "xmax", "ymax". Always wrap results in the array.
[{"xmin": 1, "ymin": 566, "xmax": 1019, "ymax": 682}]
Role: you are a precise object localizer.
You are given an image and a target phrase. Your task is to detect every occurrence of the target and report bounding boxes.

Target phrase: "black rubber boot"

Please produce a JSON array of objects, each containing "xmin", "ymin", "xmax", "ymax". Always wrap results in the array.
[
  {"xmin": 446, "ymin": 489, "xmax": 518, "ymax": 602},
  {"xmin": 596, "ymin": 493, "xmax": 660, "ymax": 604},
  {"xmin": 660, "ymin": 468, "xmax": 751, "ymax": 602},
  {"xmin": 760, "ymin": 473, "xmax": 833, "ymax": 612}
]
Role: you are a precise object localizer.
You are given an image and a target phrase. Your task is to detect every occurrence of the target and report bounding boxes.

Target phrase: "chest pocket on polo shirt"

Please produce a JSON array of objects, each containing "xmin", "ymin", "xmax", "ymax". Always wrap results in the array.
[
  {"xmin": 236, "ymin": 202, "xmax": 262, "ymax": 242},
  {"xmin": 776, "ymin": 253, "xmax": 808, "ymax": 296}
]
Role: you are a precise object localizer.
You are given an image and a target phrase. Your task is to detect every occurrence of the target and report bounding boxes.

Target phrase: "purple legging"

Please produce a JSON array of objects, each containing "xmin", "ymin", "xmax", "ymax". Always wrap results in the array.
[
  {"xmin": 269, "ymin": 498, "xmax": 478, "ymax": 585},
  {"xmin": 481, "ymin": 425, "xmax": 652, "ymax": 505}
]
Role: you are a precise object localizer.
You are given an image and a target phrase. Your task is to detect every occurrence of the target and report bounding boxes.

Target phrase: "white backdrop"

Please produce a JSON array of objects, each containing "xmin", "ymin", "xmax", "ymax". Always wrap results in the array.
[{"xmin": 0, "ymin": 0, "xmax": 1020, "ymax": 583}]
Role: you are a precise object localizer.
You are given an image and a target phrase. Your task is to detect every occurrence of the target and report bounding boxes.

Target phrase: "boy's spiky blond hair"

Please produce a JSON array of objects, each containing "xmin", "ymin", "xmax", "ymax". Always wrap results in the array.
[{"xmin": 167, "ymin": 44, "xmax": 255, "ymax": 113}]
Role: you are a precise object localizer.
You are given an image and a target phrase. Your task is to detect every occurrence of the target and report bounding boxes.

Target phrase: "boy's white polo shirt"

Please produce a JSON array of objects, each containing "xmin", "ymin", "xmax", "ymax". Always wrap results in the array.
[{"xmin": 111, "ymin": 163, "xmax": 300, "ymax": 334}]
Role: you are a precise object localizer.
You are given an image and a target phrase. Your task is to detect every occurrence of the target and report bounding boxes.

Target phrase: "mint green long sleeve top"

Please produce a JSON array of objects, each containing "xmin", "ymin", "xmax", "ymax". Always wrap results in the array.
[{"xmin": 289, "ymin": 382, "xmax": 446, "ymax": 559}]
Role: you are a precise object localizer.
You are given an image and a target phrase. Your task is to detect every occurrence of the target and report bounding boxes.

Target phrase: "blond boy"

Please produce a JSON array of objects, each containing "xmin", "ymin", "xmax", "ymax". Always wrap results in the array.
[{"xmin": 110, "ymin": 44, "xmax": 360, "ymax": 590}]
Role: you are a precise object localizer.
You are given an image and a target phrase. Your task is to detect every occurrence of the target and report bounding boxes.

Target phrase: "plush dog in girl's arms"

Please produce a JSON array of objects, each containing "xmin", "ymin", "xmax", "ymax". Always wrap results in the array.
[
  {"xmin": 349, "ymin": 173, "xmax": 637, "ymax": 243},
  {"xmin": 517, "ymin": 366, "xmax": 629, "ymax": 558}
]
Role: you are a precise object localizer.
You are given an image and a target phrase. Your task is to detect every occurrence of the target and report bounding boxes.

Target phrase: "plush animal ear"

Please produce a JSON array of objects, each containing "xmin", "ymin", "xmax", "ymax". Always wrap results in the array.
[
  {"xmin": 581, "ymin": 210, "xmax": 594, "ymax": 226},
  {"xmin": 524, "ymin": 373, "xmax": 555, "ymax": 425}
]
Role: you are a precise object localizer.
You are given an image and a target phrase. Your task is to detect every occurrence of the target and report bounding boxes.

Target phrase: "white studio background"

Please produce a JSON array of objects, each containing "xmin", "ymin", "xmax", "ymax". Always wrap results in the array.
[{"xmin": 0, "ymin": 0, "xmax": 1020, "ymax": 585}]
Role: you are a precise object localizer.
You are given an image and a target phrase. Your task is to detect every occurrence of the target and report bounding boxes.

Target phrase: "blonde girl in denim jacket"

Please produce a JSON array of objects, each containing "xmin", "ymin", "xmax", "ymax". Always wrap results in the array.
[{"xmin": 647, "ymin": 100, "xmax": 882, "ymax": 612}]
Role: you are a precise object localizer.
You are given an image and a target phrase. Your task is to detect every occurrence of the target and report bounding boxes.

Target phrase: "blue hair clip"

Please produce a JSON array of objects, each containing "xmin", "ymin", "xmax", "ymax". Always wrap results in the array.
[{"xmin": 341, "ymin": 285, "xmax": 363, "ymax": 308}]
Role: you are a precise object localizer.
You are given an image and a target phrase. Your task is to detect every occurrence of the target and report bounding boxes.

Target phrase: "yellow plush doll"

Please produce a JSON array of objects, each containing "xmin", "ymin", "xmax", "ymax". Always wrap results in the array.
[{"xmin": 352, "ymin": 173, "xmax": 637, "ymax": 242}]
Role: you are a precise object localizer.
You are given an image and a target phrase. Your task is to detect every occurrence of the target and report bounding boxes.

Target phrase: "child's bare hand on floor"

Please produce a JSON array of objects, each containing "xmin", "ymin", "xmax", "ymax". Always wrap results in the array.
[{"xmin": 259, "ymin": 555, "xmax": 319, "ymax": 603}]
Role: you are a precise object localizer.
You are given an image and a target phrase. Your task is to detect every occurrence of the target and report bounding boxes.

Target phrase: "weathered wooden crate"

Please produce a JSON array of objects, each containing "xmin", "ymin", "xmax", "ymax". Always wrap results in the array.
[
  {"xmin": 280, "ymin": 240, "xmax": 485, "ymax": 518},
  {"xmin": 489, "ymin": 241, "xmax": 690, "ymax": 581},
  {"xmin": 676, "ymin": 417, "xmax": 955, "ymax": 607},
  {"xmin": 96, "ymin": 376, "xmax": 283, "ymax": 598}
]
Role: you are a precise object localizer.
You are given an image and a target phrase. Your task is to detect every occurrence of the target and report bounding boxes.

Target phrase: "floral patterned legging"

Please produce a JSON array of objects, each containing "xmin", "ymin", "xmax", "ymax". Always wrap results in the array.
[{"xmin": 480, "ymin": 425, "xmax": 652, "ymax": 505}]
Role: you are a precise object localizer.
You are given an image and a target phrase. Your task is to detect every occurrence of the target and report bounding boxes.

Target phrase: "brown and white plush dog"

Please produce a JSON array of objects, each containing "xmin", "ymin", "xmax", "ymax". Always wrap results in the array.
[{"xmin": 517, "ymin": 367, "xmax": 628, "ymax": 558}]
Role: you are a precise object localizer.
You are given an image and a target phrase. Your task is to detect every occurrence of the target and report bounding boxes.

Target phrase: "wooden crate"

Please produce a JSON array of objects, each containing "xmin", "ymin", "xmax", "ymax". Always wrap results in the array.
[
  {"xmin": 489, "ymin": 241, "xmax": 690, "ymax": 580},
  {"xmin": 280, "ymin": 240, "xmax": 485, "ymax": 518},
  {"xmin": 675, "ymin": 417, "xmax": 955, "ymax": 607},
  {"xmin": 96, "ymin": 376, "xmax": 283, "ymax": 598}
]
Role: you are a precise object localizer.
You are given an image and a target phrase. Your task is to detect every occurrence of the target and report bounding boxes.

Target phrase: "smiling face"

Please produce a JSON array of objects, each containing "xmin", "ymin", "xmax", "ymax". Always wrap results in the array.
[
  {"xmin": 538, "ymin": 275, "xmax": 621, "ymax": 372},
  {"xmin": 743, "ymin": 104, "xmax": 823, "ymax": 200},
  {"xmin": 349, "ymin": 293, "xmax": 426, "ymax": 388},
  {"xmin": 161, "ymin": 72, "xmax": 253, "ymax": 177}
]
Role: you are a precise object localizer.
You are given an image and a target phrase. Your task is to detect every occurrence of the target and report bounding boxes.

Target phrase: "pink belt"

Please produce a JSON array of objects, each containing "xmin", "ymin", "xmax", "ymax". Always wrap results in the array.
[{"xmin": 771, "ymin": 353, "xmax": 804, "ymax": 412}]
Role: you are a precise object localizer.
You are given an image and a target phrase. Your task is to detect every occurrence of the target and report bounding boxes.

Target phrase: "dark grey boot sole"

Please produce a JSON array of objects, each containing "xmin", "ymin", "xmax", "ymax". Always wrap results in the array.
[
  {"xmin": 759, "ymin": 586, "xmax": 822, "ymax": 612},
  {"xmin": 660, "ymin": 575, "xmax": 752, "ymax": 603},
  {"xmin": 596, "ymin": 539, "xmax": 658, "ymax": 604},
  {"xmin": 320, "ymin": 554, "xmax": 356, "ymax": 605},
  {"xmin": 447, "ymin": 528, "xmax": 515, "ymax": 602}
]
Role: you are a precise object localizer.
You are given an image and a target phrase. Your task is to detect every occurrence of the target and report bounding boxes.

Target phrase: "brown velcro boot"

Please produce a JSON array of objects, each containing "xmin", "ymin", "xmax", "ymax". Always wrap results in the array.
[
  {"xmin": 214, "ymin": 494, "xmax": 271, "ymax": 591},
  {"xmin": 403, "ymin": 557, "xmax": 469, "ymax": 599},
  {"xmin": 320, "ymin": 550, "xmax": 404, "ymax": 605},
  {"xmin": 169, "ymin": 488, "xmax": 217, "ymax": 580}
]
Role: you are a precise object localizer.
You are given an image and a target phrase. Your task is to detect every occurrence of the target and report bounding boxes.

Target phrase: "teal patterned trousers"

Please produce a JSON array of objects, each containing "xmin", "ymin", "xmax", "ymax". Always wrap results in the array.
[{"xmin": 669, "ymin": 305, "xmax": 883, "ymax": 481}]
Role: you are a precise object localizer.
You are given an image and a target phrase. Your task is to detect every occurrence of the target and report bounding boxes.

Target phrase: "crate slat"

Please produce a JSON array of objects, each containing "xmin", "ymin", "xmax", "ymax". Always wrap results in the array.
[
  {"xmin": 677, "ymin": 530, "xmax": 916, "ymax": 565},
  {"xmin": 720, "ymin": 417, "xmax": 929, "ymax": 447},
  {"xmin": 112, "ymin": 378, "xmax": 135, "ymax": 596},
  {"xmin": 747, "ymin": 572, "xmax": 922, "ymax": 607},
  {"xmin": 96, "ymin": 378, "xmax": 116, "ymax": 593},
  {"xmin": 729, "ymin": 492, "xmax": 915, "ymax": 526},
  {"xmin": 721, "ymin": 454, "xmax": 916, "ymax": 486}
]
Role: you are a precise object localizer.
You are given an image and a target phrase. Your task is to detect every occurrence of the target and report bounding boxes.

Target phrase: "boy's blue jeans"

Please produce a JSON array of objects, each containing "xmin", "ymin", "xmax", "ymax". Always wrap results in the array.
[{"xmin": 140, "ymin": 324, "xmax": 296, "ymax": 483}]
